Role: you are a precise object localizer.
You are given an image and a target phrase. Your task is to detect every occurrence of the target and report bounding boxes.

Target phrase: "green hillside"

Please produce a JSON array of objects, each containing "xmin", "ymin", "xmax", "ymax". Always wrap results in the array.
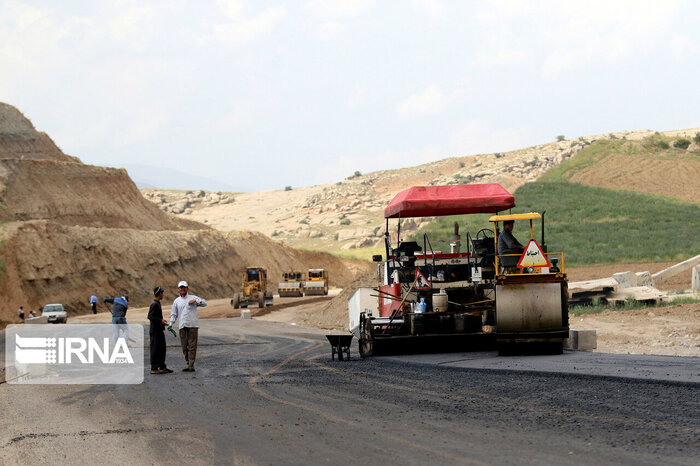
[{"xmin": 409, "ymin": 181, "xmax": 700, "ymax": 266}]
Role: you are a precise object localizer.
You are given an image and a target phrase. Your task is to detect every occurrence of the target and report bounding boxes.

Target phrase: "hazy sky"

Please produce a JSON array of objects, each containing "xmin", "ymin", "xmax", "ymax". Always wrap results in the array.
[{"xmin": 2, "ymin": 0, "xmax": 699, "ymax": 191}]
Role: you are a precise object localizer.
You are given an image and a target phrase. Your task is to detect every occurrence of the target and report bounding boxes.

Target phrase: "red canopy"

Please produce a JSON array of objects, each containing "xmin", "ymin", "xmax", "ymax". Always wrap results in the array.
[{"xmin": 384, "ymin": 183, "xmax": 515, "ymax": 218}]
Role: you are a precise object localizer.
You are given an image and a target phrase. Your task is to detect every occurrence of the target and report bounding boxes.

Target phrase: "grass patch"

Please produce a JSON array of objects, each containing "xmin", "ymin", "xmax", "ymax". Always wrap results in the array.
[
  {"xmin": 570, "ymin": 296, "xmax": 699, "ymax": 316},
  {"xmin": 331, "ymin": 246, "xmax": 384, "ymax": 261},
  {"xmin": 409, "ymin": 181, "xmax": 700, "ymax": 266}
]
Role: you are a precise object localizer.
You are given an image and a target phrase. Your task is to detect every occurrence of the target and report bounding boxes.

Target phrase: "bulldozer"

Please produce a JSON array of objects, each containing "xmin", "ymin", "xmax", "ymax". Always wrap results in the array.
[
  {"xmin": 231, "ymin": 267, "xmax": 274, "ymax": 308},
  {"xmin": 349, "ymin": 183, "xmax": 569, "ymax": 357},
  {"xmin": 304, "ymin": 268, "xmax": 328, "ymax": 295},
  {"xmin": 278, "ymin": 271, "xmax": 305, "ymax": 297}
]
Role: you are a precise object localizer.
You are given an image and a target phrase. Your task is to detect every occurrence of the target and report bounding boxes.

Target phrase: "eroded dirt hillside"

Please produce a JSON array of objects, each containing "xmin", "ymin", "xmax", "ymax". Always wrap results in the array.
[
  {"xmin": 0, "ymin": 103, "xmax": 370, "ymax": 326},
  {"xmin": 0, "ymin": 159, "xmax": 200, "ymax": 230},
  {"xmin": 0, "ymin": 220, "xmax": 371, "ymax": 326},
  {"xmin": 0, "ymin": 103, "xmax": 74, "ymax": 162}
]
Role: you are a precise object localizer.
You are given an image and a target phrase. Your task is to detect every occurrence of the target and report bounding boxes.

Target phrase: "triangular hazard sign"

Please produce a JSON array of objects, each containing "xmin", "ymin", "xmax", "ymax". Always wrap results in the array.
[
  {"xmin": 415, "ymin": 269, "xmax": 431, "ymax": 289},
  {"xmin": 517, "ymin": 240, "xmax": 551, "ymax": 268}
]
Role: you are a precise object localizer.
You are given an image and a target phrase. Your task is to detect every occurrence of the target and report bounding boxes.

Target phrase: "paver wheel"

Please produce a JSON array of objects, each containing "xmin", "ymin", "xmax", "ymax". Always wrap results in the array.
[{"xmin": 359, "ymin": 338, "xmax": 373, "ymax": 358}]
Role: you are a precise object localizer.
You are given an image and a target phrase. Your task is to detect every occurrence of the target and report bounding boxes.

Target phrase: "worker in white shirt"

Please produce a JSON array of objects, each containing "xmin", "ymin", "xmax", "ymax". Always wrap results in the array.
[{"xmin": 168, "ymin": 280, "xmax": 207, "ymax": 372}]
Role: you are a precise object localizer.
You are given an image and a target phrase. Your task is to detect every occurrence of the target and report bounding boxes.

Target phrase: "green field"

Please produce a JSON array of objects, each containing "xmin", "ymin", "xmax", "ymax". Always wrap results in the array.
[{"xmin": 408, "ymin": 181, "xmax": 700, "ymax": 266}]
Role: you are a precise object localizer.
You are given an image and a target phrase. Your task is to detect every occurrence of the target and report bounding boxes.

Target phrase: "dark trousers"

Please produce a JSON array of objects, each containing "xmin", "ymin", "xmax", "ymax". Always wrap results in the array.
[
  {"xmin": 179, "ymin": 327, "xmax": 198, "ymax": 367},
  {"xmin": 91, "ymin": 303, "xmax": 97, "ymax": 314},
  {"xmin": 150, "ymin": 329, "xmax": 167, "ymax": 370}
]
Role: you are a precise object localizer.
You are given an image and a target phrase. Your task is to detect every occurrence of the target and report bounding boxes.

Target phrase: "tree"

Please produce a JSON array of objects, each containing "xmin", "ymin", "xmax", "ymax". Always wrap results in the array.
[{"xmin": 556, "ymin": 135, "xmax": 566, "ymax": 142}]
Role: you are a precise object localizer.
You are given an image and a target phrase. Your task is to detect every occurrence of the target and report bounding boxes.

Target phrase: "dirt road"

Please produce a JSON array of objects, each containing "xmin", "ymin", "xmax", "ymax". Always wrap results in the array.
[{"xmin": 1, "ymin": 318, "xmax": 698, "ymax": 465}]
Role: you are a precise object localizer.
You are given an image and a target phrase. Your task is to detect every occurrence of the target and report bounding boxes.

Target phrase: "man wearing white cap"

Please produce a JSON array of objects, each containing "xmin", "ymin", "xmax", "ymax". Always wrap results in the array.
[{"xmin": 168, "ymin": 280, "xmax": 207, "ymax": 372}]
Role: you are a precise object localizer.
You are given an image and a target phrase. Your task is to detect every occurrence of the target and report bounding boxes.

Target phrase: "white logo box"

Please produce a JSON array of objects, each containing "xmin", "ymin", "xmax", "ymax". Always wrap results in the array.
[{"xmin": 6, "ymin": 324, "xmax": 144, "ymax": 384}]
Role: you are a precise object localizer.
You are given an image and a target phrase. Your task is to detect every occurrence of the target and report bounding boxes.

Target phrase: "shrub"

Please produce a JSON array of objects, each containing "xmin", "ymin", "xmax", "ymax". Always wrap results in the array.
[
  {"xmin": 609, "ymin": 133, "xmax": 618, "ymax": 140},
  {"xmin": 673, "ymin": 139, "xmax": 691, "ymax": 149},
  {"xmin": 354, "ymin": 170, "xmax": 362, "ymax": 177},
  {"xmin": 452, "ymin": 175, "xmax": 472, "ymax": 185},
  {"xmin": 556, "ymin": 135, "xmax": 565, "ymax": 142},
  {"xmin": 340, "ymin": 219, "xmax": 351, "ymax": 225},
  {"xmin": 694, "ymin": 132, "xmax": 700, "ymax": 144},
  {"xmin": 459, "ymin": 162, "xmax": 465, "ymax": 168},
  {"xmin": 570, "ymin": 141, "xmax": 578, "ymax": 148},
  {"xmin": 333, "ymin": 233, "xmax": 339, "ymax": 240},
  {"xmin": 656, "ymin": 140, "xmax": 670, "ymax": 149},
  {"xmin": 271, "ymin": 230, "xmax": 280, "ymax": 237},
  {"xmin": 198, "ymin": 190, "xmax": 205, "ymax": 197},
  {"xmin": 285, "ymin": 185, "xmax": 292, "ymax": 191},
  {"xmin": 299, "ymin": 218, "xmax": 308, "ymax": 224},
  {"xmin": 185, "ymin": 190, "xmax": 192, "ymax": 195}
]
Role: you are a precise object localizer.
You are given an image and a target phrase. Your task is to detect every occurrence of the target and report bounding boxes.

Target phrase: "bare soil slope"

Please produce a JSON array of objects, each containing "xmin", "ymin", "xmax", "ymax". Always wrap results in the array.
[
  {"xmin": 0, "ymin": 103, "xmax": 74, "ymax": 162},
  {"xmin": 0, "ymin": 103, "xmax": 370, "ymax": 326},
  {"xmin": 570, "ymin": 154, "xmax": 700, "ymax": 204},
  {"xmin": 0, "ymin": 159, "xmax": 198, "ymax": 230}
]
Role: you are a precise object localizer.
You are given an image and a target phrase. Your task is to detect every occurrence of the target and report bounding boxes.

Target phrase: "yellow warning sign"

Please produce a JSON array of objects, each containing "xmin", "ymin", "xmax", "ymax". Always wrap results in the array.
[{"xmin": 517, "ymin": 240, "xmax": 551, "ymax": 268}]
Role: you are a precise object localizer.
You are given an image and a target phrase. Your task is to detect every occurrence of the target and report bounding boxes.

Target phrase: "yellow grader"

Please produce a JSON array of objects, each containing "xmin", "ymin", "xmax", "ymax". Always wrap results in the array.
[
  {"xmin": 304, "ymin": 268, "xmax": 329, "ymax": 295},
  {"xmin": 278, "ymin": 271, "xmax": 305, "ymax": 297},
  {"xmin": 231, "ymin": 266, "xmax": 274, "ymax": 308},
  {"xmin": 348, "ymin": 183, "xmax": 569, "ymax": 357}
]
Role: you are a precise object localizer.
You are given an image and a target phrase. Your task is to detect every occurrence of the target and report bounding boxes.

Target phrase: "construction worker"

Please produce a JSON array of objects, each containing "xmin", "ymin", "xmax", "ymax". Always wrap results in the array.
[
  {"xmin": 169, "ymin": 281, "xmax": 207, "ymax": 372},
  {"xmin": 89, "ymin": 294, "xmax": 98, "ymax": 314},
  {"xmin": 104, "ymin": 293, "xmax": 129, "ymax": 343},
  {"xmin": 148, "ymin": 286, "xmax": 172, "ymax": 374}
]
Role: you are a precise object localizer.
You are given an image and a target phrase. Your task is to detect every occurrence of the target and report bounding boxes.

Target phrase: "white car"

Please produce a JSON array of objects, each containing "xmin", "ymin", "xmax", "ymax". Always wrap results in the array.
[{"xmin": 42, "ymin": 303, "xmax": 68, "ymax": 323}]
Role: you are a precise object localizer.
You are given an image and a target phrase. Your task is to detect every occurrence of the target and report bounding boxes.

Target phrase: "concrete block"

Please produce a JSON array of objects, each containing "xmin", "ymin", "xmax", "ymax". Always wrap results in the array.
[
  {"xmin": 240, "ymin": 309, "xmax": 252, "ymax": 319},
  {"xmin": 612, "ymin": 271, "xmax": 637, "ymax": 289},
  {"xmin": 635, "ymin": 271, "xmax": 655, "ymax": 288},
  {"xmin": 693, "ymin": 265, "xmax": 700, "ymax": 294},
  {"xmin": 568, "ymin": 329, "xmax": 597, "ymax": 351}
]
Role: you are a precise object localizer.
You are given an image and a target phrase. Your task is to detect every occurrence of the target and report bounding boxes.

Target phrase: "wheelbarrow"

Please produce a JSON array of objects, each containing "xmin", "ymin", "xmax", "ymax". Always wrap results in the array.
[{"xmin": 325, "ymin": 334, "xmax": 353, "ymax": 361}]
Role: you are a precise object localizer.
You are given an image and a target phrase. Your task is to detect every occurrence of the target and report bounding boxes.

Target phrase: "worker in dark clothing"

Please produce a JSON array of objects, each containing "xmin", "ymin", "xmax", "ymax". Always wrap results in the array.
[
  {"xmin": 104, "ymin": 293, "xmax": 129, "ymax": 343},
  {"xmin": 148, "ymin": 287, "xmax": 172, "ymax": 374},
  {"xmin": 497, "ymin": 220, "xmax": 525, "ymax": 255}
]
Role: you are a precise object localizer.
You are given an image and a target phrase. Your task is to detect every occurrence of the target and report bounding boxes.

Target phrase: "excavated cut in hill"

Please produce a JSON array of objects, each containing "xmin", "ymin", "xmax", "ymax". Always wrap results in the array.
[
  {"xmin": 0, "ymin": 102, "xmax": 371, "ymax": 327},
  {"xmin": 0, "ymin": 102, "xmax": 74, "ymax": 162},
  {"xmin": 0, "ymin": 158, "xmax": 199, "ymax": 230}
]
